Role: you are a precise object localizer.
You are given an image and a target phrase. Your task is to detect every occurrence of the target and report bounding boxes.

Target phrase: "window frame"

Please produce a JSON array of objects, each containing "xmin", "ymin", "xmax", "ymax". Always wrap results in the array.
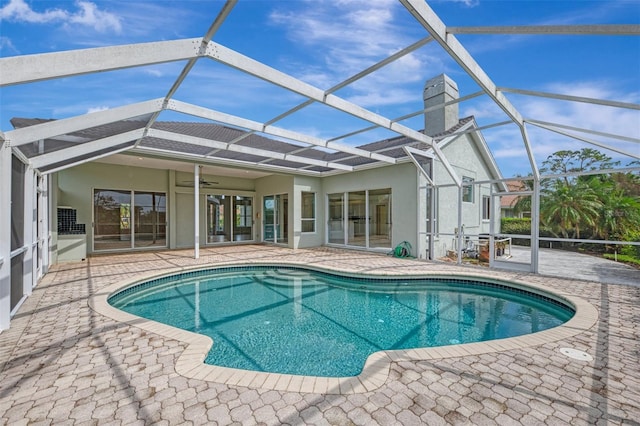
[
  {"xmin": 482, "ymin": 195, "xmax": 491, "ymax": 221},
  {"xmin": 462, "ymin": 176, "xmax": 474, "ymax": 203},
  {"xmin": 300, "ymin": 191, "xmax": 316, "ymax": 233}
]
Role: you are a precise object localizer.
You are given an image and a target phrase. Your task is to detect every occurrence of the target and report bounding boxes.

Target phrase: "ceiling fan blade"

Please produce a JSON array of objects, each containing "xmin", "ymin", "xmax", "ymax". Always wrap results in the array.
[{"xmin": 180, "ymin": 179, "xmax": 219, "ymax": 185}]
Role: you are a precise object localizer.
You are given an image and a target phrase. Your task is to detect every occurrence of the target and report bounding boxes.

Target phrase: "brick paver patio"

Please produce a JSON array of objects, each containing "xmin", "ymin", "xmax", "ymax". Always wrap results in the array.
[{"xmin": 1, "ymin": 245, "xmax": 639, "ymax": 425}]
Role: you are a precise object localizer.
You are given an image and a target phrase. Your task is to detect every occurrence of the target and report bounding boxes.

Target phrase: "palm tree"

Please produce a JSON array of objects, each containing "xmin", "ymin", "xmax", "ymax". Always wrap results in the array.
[
  {"xmin": 540, "ymin": 180, "xmax": 602, "ymax": 239},
  {"xmin": 588, "ymin": 177, "xmax": 640, "ymax": 240}
]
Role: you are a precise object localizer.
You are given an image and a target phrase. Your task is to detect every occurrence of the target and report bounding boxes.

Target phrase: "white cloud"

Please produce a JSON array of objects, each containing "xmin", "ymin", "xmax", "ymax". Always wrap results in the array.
[
  {"xmin": 462, "ymin": 80, "xmax": 640, "ymax": 176},
  {"xmin": 0, "ymin": 0, "xmax": 67, "ymax": 23},
  {"xmin": 87, "ymin": 106, "xmax": 110, "ymax": 114},
  {"xmin": 0, "ymin": 36, "xmax": 18, "ymax": 53},
  {"xmin": 268, "ymin": 0, "xmax": 439, "ymax": 107},
  {"xmin": 461, "ymin": 100, "xmax": 505, "ymax": 121},
  {"xmin": 67, "ymin": 1, "xmax": 122, "ymax": 33},
  {"xmin": 521, "ymin": 81, "xmax": 640, "ymax": 136},
  {"xmin": 0, "ymin": 0, "xmax": 121, "ymax": 33},
  {"xmin": 441, "ymin": 0, "xmax": 480, "ymax": 7},
  {"xmin": 144, "ymin": 69, "xmax": 164, "ymax": 78},
  {"xmin": 347, "ymin": 88, "xmax": 419, "ymax": 108}
]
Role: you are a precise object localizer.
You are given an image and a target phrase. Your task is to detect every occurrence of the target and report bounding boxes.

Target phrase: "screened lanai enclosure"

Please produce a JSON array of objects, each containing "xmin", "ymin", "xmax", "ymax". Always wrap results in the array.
[{"xmin": 1, "ymin": 0, "xmax": 639, "ymax": 330}]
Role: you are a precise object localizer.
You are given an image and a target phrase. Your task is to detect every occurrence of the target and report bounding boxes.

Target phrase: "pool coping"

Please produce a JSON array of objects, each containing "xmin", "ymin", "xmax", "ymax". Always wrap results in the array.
[{"xmin": 88, "ymin": 261, "xmax": 599, "ymax": 395}]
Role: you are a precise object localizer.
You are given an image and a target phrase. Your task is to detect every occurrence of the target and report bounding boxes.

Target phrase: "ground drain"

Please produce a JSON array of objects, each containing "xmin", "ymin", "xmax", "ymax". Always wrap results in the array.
[{"xmin": 560, "ymin": 347, "xmax": 593, "ymax": 361}]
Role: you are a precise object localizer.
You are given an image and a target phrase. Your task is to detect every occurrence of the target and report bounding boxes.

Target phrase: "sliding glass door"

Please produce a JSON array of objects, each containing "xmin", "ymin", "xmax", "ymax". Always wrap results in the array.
[
  {"xmin": 263, "ymin": 194, "xmax": 288, "ymax": 244},
  {"xmin": 207, "ymin": 195, "xmax": 230, "ymax": 243},
  {"xmin": 327, "ymin": 189, "xmax": 392, "ymax": 250},
  {"xmin": 134, "ymin": 192, "xmax": 166, "ymax": 248},
  {"xmin": 234, "ymin": 196, "xmax": 253, "ymax": 241},
  {"xmin": 206, "ymin": 195, "xmax": 253, "ymax": 243},
  {"xmin": 94, "ymin": 189, "xmax": 166, "ymax": 251},
  {"xmin": 347, "ymin": 191, "xmax": 366, "ymax": 247},
  {"xmin": 368, "ymin": 189, "xmax": 391, "ymax": 248},
  {"xmin": 94, "ymin": 190, "xmax": 132, "ymax": 251},
  {"xmin": 328, "ymin": 193, "xmax": 344, "ymax": 244}
]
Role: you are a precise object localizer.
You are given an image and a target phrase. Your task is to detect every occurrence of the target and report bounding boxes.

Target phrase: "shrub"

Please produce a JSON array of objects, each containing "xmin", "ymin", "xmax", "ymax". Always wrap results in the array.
[
  {"xmin": 620, "ymin": 229, "xmax": 640, "ymax": 259},
  {"xmin": 500, "ymin": 218, "xmax": 554, "ymax": 247}
]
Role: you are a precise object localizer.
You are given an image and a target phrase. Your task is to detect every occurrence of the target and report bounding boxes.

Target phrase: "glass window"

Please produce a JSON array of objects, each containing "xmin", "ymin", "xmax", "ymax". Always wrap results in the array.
[
  {"xmin": 276, "ymin": 194, "xmax": 288, "ymax": 244},
  {"xmin": 328, "ymin": 193, "xmax": 344, "ymax": 244},
  {"xmin": 330, "ymin": 189, "xmax": 392, "ymax": 249},
  {"xmin": 347, "ymin": 191, "xmax": 366, "ymax": 247},
  {"xmin": 462, "ymin": 176, "xmax": 474, "ymax": 203},
  {"xmin": 368, "ymin": 189, "xmax": 392, "ymax": 248},
  {"xmin": 207, "ymin": 195, "xmax": 253, "ymax": 243},
  {"xmin": 207, "ymin": 195, "xmax": 230, "ymax": 243},
  {"xmin": 482, "ymin": 195, "xmax": 491, "ymax": 220},
  {"xmin": 263, "ymin": 194, "xmax": 288, "ymax": 244},
  {"xmin": 94, "ymin": 189, "xmax": 132, "ymax": 251},
  {"xmin": 94, "ymin": 190, "xmax": 166, "ymax": 251},
  {"xmin": 301, "ymin": 192, "xmax": 315, "ymax": 233},
  {"xmin": 233, "ymin": 196, "xmax": 253, "ymax": 241},
  {"xmin": 134, "ymin": 192, "xmax": 166, "ymax": 248}
]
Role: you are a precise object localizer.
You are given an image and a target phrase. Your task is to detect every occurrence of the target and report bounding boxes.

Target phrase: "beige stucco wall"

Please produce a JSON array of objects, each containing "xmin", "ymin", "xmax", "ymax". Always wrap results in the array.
[
  {"xmin": 322, "ymin": 162, "xmax": 418, "ymax": 253},
  {"xmin": 56, "ymin": 163, "xmax": 261, "ymax": 254},
  {"xmin": 56, "ymin": 162, "xmax": 170, "ymax": 254},
  {"xmin": 430, "ymin": 133, "xmax": 501, "ymax": 258},
  {"xmin": 51, "ymin": 140, "xmax": 499, "ymax": 262}
]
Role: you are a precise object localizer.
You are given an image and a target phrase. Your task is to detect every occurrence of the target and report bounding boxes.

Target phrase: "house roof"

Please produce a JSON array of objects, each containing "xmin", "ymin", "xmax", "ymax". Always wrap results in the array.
[
  {"xmin": 500, "ymin": 181, "xmax": 528, "ymax": 209},
  {"xmin": 10, "ymin": 115, "xmax": 480, "ymax": 176}
]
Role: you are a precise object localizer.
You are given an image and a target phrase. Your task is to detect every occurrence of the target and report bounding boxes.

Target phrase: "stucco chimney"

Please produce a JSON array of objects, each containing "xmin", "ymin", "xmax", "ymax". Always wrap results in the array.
[{"xmin": 423, "ymin": 74, "xmax": 459, "ymax": 136}]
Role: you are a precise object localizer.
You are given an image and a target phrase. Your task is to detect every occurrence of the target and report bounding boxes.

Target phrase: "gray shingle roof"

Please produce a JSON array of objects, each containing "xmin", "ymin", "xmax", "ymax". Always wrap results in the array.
[{"xmin": 10, "ymin": 116, "xmax": 475, "ymax": 173}]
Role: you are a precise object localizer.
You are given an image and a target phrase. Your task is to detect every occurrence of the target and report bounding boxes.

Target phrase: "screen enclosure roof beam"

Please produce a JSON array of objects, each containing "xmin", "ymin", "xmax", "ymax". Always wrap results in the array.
[
  {"xmin": 30, "ymin": 129, "xmax": 145, "ymax": 169},
  {"xmin": 167, "ymin": 100, "xmax": 394, "ymax": 164},
  {"xmin": 499, "ymin": 87, "xmax": 640, "ymax": 111},
  {"xmin": 147, "ymin": 129, "xmax": 354, "ymax": 172},
  {"xmin": 6, "ymin": 99, "xmax": 164, "ymax": 147},
  {"xmin": 447, "ymin": 25, "xmax": 640, "ymax": 35},
  {"xmin": 203, "ymin": 42, "xmax": 461, "ymax": 184},
  {"xmin": 399, "ymin": 0, "xmax": 538, "ymax": 179},
  {"xmin": 0, "ymin": 39, "xmax": 203, "ymax": 87}
]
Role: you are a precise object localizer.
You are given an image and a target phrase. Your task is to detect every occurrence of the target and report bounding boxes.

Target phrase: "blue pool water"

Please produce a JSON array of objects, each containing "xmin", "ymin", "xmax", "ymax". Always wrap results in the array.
[{"xmin": 109, "ymin": 266, "xmax": 574, "ymax": 377}]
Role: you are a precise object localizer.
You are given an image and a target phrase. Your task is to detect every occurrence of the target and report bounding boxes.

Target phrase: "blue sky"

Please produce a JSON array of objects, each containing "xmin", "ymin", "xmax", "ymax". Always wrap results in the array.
[{"xmin": 1, "ymin": 0, "xmax": 639, "ymax": 177}]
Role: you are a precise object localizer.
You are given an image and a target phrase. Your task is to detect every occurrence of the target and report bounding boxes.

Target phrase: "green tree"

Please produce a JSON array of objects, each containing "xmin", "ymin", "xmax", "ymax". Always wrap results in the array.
[
  {"xmin": 541, "ymin": 148, "xmax": 620, "ymax": 177},
  {"xmin": 540, "ymin": 180, "xmax": 601, "ymax": 239},
  {"xmin": 588, "ymin": 176, "xmax": 640, "ymax": 240},
  {"xmin": 537, "ymin": 149, "xmax": 640, "ymax": 242}
]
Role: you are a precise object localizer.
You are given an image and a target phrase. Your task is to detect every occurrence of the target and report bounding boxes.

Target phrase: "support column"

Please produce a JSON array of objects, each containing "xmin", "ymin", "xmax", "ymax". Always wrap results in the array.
[
  {"xmin": 531, "ymin": 178, "xmax": 541, "ymax": 273},
  {"xmin": 429, "ymin": 186, "xmax": 436, "ymax": 261},
  {"xmin": 168, "ymin": 170, "xmax": 176, "ymax": 249},
  {"xmin": 456, "ymin": 185, "xmax": 463, "ymax": 265},
  {"xmin": 40, "ymin": 174, "xmax": 50, "ymax": 275},
  {"xmin": 23, "ymin": 166, "xmax": 34, "ymax": 296},
  {"xmin": 194, "ymin": 164, "xmax": 200, "ymax": 259},
  {"xmin": 489, "ymin": 184, "xmax": 495, "ymax": 268},
  {"xmin": 0, "ymin": 138, "xmax": 12, "ymax": 330},
  {"xmin": 49, "ymin": 173, "xmax": 59, "ymax": 265}
]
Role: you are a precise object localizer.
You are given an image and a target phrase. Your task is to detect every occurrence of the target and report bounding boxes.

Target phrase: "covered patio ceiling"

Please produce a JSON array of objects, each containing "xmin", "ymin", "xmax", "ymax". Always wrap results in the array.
[{"xmin": 1, "ymin": 0, "xmax": 639, "ymax": 182}]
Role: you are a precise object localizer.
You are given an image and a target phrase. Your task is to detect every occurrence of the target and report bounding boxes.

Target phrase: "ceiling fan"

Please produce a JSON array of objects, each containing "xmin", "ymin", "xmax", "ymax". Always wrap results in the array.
[
  {"xmin": 179, "ymin": 165, "xmax": 219, "ymax": 187},
  {"xmin": 180, "ymin": 178, "xmax": 219, "ymax": 186}
]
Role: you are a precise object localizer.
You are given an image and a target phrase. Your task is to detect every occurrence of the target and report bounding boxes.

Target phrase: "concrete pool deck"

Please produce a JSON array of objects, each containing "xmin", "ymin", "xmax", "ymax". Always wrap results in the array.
[{"xmin": 1, "ymin": 245, "xmax": 639, "ymax": 424}]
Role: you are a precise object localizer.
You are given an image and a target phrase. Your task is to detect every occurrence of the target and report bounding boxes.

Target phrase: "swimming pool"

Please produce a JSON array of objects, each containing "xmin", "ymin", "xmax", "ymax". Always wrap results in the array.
[{"xmin": 108, "ymin": 265, "xmax": 574, "ymax": 377}]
